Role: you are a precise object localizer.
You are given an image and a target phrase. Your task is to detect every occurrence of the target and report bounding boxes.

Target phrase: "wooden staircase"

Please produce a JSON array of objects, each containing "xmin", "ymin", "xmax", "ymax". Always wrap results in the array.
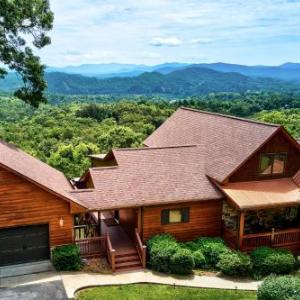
[{"xmin": 115, "ymin": 249, "xmax": 142, "ymax": 272}]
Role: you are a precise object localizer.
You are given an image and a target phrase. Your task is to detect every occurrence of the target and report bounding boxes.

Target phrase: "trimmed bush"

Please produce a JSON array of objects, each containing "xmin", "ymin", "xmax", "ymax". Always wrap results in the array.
[
  {"xmin": 170, "ymin": 248, "xmax": 195, "ymax": 275},
  {"xmin": 192, "ymin": 250, "xmax": 206, "ymax": 268},
  {"xmin": 217, "ymin": 250, "xmax": 252, "ymax": 276},
  {"xmin": 195, "ymin": 237, "xmax": 230, "ymax": 268},
  {"xmin": 251, "ymin": 247, "xmax": 296, "ymax": 277},
  {"xmin": 52, "ymin": 244, "xmax": 81, "ymax": 271},
  {"xmin": 147, "ymin": 234, "xmax": 180, "ymax": 273},
  {"xmin": 258, "ymin": 275, "xmax": 300, "ymax": 300}
]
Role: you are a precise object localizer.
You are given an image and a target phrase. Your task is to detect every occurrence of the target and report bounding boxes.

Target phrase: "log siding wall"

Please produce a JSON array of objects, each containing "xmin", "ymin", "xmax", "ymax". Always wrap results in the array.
[
  {"xmin": 0, "ymin": 167, "xmax": 74, "ymax": 247},
  {"xmin": 142, "ymin": 200, "xmax": 223, "ymax": 242}
]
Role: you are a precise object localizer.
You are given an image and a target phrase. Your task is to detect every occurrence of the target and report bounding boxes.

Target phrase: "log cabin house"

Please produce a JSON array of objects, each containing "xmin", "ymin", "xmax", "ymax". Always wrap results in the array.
[{"xmin": 0, "ymin": 107, "xmax": 299, "ymax": 272}]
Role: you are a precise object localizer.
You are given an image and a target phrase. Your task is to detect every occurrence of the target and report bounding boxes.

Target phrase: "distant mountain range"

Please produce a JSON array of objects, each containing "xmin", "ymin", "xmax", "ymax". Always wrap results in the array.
[
  {"xmin": 45, "ymin": 62, "xmax": 300, "ymax": 82},
  {"xmin": 0, "ymin": 62, "xmax": 299, "ymax": 96}
]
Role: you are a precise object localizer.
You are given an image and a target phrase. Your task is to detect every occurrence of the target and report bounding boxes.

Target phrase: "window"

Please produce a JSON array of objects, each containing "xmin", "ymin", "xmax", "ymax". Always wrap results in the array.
[
  {"xmin": 259, "ymin": 153, "xmax": 287, "ymax": 175},
  {"xmin": 161, "ymin": 208, "xmax": 190, "ymax": 225}
]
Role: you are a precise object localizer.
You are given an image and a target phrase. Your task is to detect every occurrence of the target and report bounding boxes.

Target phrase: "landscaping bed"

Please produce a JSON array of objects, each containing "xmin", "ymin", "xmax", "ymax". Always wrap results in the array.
[
  {"xmin": 146, "ymin": 234, "xmax": 299, "ymax": 279},
  {"xmin": 75, "ymin": 284, "xmax": 257, "ymax": 300}
]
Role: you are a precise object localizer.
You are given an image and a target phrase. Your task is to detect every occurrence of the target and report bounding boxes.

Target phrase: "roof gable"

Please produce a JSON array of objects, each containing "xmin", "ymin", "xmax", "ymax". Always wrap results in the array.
[
  {"xmin": 71, "ymin": 145, "xmax": 222, "ymax": 210},
  {"xmin": 144, "ymin": 107, "xmax": 280, "ymax": 182},
  {"xmin": 0, "ymin": 140, "xmax": 84, "ymax": 207}
]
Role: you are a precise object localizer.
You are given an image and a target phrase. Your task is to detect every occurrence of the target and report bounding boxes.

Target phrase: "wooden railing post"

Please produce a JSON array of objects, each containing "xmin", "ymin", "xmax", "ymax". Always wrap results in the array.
[
  {"xmin": 134, "ymin": 228, "xmax": 147, "ymax": 269},
  {"xmin": 238, "ymin": 211, "xmax": 245, "ymax": 250},
  {"xmin": 106, "ymin": 233, "xmax": 116, "ymax": 273},
  {"xmin": 271, "ymin": 228, "xmax": 275, "ymax": 245}
]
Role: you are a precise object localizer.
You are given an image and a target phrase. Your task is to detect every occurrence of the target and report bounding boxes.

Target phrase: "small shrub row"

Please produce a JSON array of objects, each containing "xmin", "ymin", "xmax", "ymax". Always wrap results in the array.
[
  {"xmin": 52, "ymin": 244, "xmax": 82, "ymax": 271},
  {"xmin": 258, "ymin": 275, "xmax": 300, "ymax": 300},
  {"xmin": 147, "ymin": 234, "xmax": 298, "ymax": 278}
]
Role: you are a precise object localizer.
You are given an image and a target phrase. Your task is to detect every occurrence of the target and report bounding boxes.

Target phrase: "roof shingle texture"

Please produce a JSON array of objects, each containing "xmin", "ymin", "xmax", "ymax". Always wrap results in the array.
[
  {"xmin": 70, "ymin": 145, "xmax": 222, "ymax": 210},
  {"xmin": 144, "ymin": 108, "xmax": 279, "ymax": 182},
  {"xmin": 0, "ymin": 140, "xmax": 77, "ymax": 203}
]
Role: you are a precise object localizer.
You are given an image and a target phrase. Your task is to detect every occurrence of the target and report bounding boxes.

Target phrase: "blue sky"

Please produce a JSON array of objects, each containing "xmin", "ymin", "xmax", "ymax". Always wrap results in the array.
[{"xmin": 39, "ymin": 0, "xmax": 300, "ymax": 66}]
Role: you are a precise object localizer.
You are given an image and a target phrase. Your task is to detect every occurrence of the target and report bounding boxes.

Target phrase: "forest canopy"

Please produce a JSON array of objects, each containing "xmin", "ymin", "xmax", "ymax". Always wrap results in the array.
[{"xmin": 0, "ymin": 93, "xmax": 299, "ymax": 178}]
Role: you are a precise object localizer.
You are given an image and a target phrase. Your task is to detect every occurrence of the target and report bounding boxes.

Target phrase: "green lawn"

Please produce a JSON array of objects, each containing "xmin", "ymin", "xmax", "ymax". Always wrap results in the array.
[{"xmin": 76, "ymin": 284, "xmax": 257, "ymax": 300}]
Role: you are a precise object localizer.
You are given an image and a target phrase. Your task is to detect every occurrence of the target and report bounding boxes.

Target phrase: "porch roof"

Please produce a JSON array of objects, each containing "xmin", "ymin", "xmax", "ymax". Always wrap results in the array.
[{"xmin": 220, "ymin": 178, "xmax": 300, "ymax": 210}]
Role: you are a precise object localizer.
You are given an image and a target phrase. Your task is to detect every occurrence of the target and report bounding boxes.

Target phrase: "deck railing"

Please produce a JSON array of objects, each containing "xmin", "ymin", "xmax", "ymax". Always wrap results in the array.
[
  {"xmin": 223, "ymin": 227, "xmax": 300, "ymax": 253},
  {"xmin": 106, "ymin": 234, "xmax": 116, "ymax": 272},
  {"xmin": 75, "ymin": 236, "xmax": 106, "ymax": 258},
  {"xmin": 242, "ymin": 228, "xmax": 300, "ymax": 251},
  {"xmin": 134, "ymin": 228, "xmax": 147, "ymax": 268}
]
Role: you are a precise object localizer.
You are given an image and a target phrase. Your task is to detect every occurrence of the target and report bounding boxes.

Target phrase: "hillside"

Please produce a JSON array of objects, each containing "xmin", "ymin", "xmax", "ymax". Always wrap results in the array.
[
  {"xmin": 194, "ymin": 62, "xmax": 300, "ymax": 83},
  {"xmin": 1, "ymin": 66, "xmax": 298, "ymax": 96}
]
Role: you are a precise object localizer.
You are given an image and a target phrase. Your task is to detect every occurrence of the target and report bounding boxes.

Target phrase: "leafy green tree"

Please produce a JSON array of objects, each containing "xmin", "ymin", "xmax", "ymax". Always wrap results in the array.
[
  {"xmin": 98, "ymin": 126, "xmax": 143, "ymax": 151},
  {"xmin": 0, "ymin": 0, "xmax": 53, "ymax": 106}
]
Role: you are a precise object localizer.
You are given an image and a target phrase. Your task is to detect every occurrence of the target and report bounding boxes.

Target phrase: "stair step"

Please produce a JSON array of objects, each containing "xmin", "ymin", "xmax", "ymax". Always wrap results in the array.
[
  {"xmin": 116, "ymin": 251, "xmax": 138, "ymax": 258},
  {"xmin": 116, "ymin": 255, "xmax": 140, "ymax": 263},
  {"xmin": 115, "ymin": 261, "xmax": 142, "ymax": 270}
]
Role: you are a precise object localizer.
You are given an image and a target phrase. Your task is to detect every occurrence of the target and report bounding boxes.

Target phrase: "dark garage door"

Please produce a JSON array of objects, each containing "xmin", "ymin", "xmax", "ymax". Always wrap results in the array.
[{"xmin": 0, "ymin": 224, "xmax": 50, "ymax": 266}]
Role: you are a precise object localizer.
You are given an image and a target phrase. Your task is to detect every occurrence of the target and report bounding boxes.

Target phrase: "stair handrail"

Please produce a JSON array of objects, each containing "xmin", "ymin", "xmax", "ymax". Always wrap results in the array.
[
  {"xmin": 134, "ymin": 228, "xmax": 146, "ymax": 268},
  {"xmin": 106, "ymin": 233, "xmax": 116, "ymax": 272}
]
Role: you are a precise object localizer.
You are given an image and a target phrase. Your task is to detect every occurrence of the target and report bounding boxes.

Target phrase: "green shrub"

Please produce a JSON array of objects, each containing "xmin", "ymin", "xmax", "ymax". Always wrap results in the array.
[
  {"xmin": 192, "ymin": 250, "xmax": 206, "ymax": 268},
  {"xmin": 195, "ymin": 237, "xmax": 230, "ymax": 268},
  {"xmin": 251, "ymin": 247, "xmax": 296, "ymax": 277},
  {"xmin": 147, "ymin": 234, "xmax": 180, "ymax": 273},
  {"xmin": 170, "ymin": 248, "xmax": 195, "ymax": 275},
  {"xmin": 217, "ymin": 250, "xmax": 252, "ymax": 276},
  {"xmin": 147, "ymin": 233, "xmax": 179, "ymax": 252},
  {"xmin": 52, "ymin": 244, "xmax": 82, "ymax": 271},
  {"xmin": 258, "ymin": 275, "xmax": 300, "ymax": 300}
]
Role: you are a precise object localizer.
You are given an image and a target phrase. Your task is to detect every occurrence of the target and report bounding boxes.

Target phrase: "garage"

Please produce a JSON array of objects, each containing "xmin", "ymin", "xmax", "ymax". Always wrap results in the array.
[{"xmin": 0, "ymin": 224, "xmax": 50, "ymax": 266}]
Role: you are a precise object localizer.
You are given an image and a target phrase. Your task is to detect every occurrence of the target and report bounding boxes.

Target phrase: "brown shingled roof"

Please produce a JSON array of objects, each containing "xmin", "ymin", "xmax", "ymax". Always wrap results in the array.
[
  {"xmin": 70, "ymin": 145, "xmax": 222, "ymax": 210},
  {"xmin": 0, "ymin": 140, "xmax": 83, "ymax": 206},
  {"xmin": 144, "ymin": 107, "xmax": 280, "ymax": 182}
]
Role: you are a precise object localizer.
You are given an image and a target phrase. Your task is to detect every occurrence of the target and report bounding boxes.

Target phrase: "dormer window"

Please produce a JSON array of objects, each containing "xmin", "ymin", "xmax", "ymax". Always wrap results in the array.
[{"xmin": 259, "ymin": 153, "xmax": 287, "ymax": 175}]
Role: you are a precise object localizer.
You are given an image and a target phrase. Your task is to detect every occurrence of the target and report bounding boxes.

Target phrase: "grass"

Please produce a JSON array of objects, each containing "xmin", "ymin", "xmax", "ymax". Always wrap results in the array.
[{"xmin": 76, "ymin": 283, "xmax": 257, "ymax": 300}]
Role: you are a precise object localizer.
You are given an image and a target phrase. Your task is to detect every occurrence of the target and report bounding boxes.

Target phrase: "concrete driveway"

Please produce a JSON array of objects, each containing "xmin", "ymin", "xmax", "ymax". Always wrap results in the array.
[{"xmin": 0, "ymin": 280, "xmax": 67, "ymax": 300}]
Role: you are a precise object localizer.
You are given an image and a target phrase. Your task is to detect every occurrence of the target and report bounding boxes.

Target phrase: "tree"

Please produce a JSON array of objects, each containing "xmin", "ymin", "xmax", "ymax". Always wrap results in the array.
[{"xmin": 0, "ymin": 0, "xmax": 54, "ymax": 107}]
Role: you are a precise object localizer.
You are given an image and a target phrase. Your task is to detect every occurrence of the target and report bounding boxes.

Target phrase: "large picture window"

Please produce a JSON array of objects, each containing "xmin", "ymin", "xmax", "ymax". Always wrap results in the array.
[
  {"xmin": 259, "ymin": 153, "xmax": 287, "ymax": 175},
  {"xmin": 161, "ymin": 208, "xmax": 190, "ymax": 225}
]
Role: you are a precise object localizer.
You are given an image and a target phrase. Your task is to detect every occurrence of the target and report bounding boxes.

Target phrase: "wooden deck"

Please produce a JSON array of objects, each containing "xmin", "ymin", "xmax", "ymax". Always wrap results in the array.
[
  {"xmin": 75, "ymin": 213, "xmax": 146, "ymax": 272},
  {"xmin": 223, "ymin": 227, "xmax": 300, "ymax": 254}
]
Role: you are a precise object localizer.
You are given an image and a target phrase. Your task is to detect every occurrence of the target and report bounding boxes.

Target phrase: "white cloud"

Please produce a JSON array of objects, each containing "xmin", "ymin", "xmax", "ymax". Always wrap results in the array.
[
  {"xmin": 150, "ymin": 37, "xmax": 182, "ymax": 47},
  {"xmin": 37, "ymin": 0, "xmax": 300, "ymax": 66}
]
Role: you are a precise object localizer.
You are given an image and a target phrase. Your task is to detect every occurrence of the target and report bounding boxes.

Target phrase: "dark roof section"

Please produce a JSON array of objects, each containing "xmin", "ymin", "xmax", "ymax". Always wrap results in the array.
[
  {"xmin": 0, "ymin": 140, "xmax": 84, "ymax": 207},
  {"xmin": 144, "ymin": 107, "xmax": 280, "ymax": 182},
  {"xmin": 70, "ymin": 145, "xmax": 223, "ymax": 210}
]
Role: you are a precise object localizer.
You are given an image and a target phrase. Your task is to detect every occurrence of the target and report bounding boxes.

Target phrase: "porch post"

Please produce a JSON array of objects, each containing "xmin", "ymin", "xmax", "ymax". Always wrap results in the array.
[
  {"xmin": 238, "ymin": 211, "xmax": 245, "ymax": 250},
  {"xmin": 97, "ymin": 211, "xmax": 102, "ymax": 236}
]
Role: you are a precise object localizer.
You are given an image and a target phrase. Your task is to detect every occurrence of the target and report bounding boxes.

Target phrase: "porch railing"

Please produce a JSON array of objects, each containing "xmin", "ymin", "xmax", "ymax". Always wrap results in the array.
[
  {"xmin": 106, "ymin": 234, "xmax": 116, "ymax": 272},
  {"xmin": 75, "ymin": 236, "xmax": 106, "ymax": 258},
  {"xmin": 134, "ymin": 228, "xmax": 146, "ymax": 268},
  {"xmin": 242, "ymin": 228, "xmax": 300, "ymax": 251}
]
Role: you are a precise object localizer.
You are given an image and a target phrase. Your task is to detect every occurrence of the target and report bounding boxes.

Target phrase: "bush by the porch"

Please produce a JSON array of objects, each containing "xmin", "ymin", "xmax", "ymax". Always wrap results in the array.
[
  {"xmin": 251, "ymin": 247, "xmax": 296, "ymax": 277},
  {"xmin": 258, "ymin": 275, "xmax": 300, "ymax": 300},
  {"xmin": 217, "ymin": 251, "xmax": 253, "ymax": 276},
  {"xmin": 192, "ymin": 250, "xmax": 206, "ymax": 268},
  {"xmin": 52, "ymin": 244, "xmax": 82, "ymax": 271},
  {"xmin": 170, "ymin": 248, "xmax": 195, "ymax": 275},
  {"xmin": 190, "ymin": 237, "xmax": 230, "ymax": 268},
  {"xmin": 147, "ymin": 234, "xmax": 180, "ymax": 273}
]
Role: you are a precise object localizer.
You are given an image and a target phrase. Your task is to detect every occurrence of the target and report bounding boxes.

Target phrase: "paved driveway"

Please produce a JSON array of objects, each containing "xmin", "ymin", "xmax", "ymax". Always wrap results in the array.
[{"xmin": 0, "ymin": 280, "xmax": 67, "ymax": 300}]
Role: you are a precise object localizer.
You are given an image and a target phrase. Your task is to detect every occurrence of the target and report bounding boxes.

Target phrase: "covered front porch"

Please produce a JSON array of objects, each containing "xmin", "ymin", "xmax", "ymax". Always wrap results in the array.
[
  {"xmin": 221, "ymin": 178, "xmax": 300, "ymax": 253},
  {"xmin": 72, "ymin": 208, "xmax": 146, "ymax": 272}
]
